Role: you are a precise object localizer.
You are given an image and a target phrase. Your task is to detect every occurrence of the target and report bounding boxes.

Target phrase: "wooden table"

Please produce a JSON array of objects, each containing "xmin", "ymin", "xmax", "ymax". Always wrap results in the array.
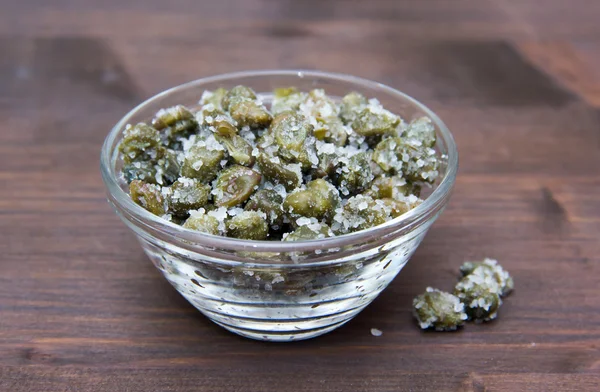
[{"xmin": 2, "ymin": 1, "xmax": 600, "ymax": 390}]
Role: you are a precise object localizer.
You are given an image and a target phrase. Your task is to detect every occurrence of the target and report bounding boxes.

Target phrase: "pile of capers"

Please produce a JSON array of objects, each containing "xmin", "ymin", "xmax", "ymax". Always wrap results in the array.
[{"xmin": 119, "ymin": 85, "xmax": 440, "ymax": 241}]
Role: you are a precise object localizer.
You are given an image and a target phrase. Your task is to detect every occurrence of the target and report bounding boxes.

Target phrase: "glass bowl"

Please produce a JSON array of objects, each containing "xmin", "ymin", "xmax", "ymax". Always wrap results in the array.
[{"xmin": 100, "ymin": 70, "xmax": 458, "ymax": 342}]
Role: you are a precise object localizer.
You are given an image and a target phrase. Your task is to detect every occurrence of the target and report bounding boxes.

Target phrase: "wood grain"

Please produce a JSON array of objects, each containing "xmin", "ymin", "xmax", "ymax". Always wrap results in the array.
[{"xmin": 1, "ymin": 0, "xmax": 599, "ymax": 391}]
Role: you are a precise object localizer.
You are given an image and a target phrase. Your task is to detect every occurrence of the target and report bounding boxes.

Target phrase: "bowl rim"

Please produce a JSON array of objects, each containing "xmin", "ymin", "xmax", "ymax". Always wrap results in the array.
[{"xmin": 100, "ymin": 69, "xmax": 458, "ymax": 254}]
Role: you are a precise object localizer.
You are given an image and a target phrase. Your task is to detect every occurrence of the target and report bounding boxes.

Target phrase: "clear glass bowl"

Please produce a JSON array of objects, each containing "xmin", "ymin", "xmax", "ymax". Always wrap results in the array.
[{"xmin": 100, "ymin": 70, "xmax": 458, "ymax": 342}]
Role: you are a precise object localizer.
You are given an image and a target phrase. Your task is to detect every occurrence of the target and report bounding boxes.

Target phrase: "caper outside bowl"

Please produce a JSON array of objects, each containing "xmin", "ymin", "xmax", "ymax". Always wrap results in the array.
[{"xmin": 100, "ymin": 70, "xmax": 458, "ymax": 342}]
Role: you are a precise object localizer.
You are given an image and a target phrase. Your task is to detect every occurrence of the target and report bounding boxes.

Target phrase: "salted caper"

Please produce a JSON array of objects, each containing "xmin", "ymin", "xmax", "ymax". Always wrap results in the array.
[
  {"xmin": 229, "ymin": 100, "xmax": 273, "ymax": 129},
  {"xmin": 351, "ymin": 104, "xmax": 400, "ymax": 136},
  {"xmin": 222, "ymin": 85, "xmax": 257, "ymax": 110},
  {"xmin": 183, "ymin": 211, "xmax": 220, "ymax": 235},
  {"xmin": 284, "ymin": 223, "xmax": 332, "ymax": 241},
  {"xmin": 283, "ymin": 179, "xmax": 340, "ymax": 222},
  {"xmin": 118, "ymin": 123, "xmax": 162, "ymax": 164},
  {"xmin": 365, "ymin": 176, "xmax": 421, "ymax": 199},
  {"xmin": 180, "ymin": 143, "xmax": 226, "ymax": 183},
  {"xmin": 339, "ymin": 91, "xmax": 368, "ymax": 124},
  {"xmin": 336, "ymin": 152, "xmax": 374, "ymax": 195},
  {"xmin": 331, "ymin": 195, "xmax": 392, "ymax": 234},
  {"xmin": 271, "ymin": 87, "xmax": 307, "ymax": 115},
  {"xmin": 215, "ymin": 134, "xmax": 255, "ymax": 166},
  {"xmin": 226, "ymin": 211, "xmax": 269, "ymax": 240},
  {"xmin": 168, "ymin": 178, "xmax": 211, "ymax": 216},
  {"xmin": 244, "ymin": 189, "xmax": 285, "ymax": 227},
  {"xmin": 214, "ymin": 165, "xmax": 262, "ymax": 208},
  {"xmin": 372, "ymin": 137, "xmax": 439, "ymax": 184},
  {"xmin": 129, "ymin": 180, "xmax": 166, "ymax": 216},
  {"xmin": 256, "ymin": 152, "xmax": 302, "ymax": 192}
]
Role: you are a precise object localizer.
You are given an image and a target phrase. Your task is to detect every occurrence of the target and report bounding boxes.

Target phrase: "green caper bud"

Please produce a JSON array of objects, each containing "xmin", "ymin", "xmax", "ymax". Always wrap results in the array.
[
  {"xmin": 122, "ymin": 161, "xmax": 158, "ymax": 184},
  {"xmin": 129, "ymin": 180, "xmax": 166, "ymax": 216},
  {"xmin": 313, "ymin": 118, "xmax": 348, "ymax": 146},
  {"xmin": 222, "ymin": 85, "xmax": 257, "ymax": 110},
  {"xmin": 155, "ymin": 147, "xmax": 181, "ymax": 186},
  {"xmin": 454, "ymin": 269, "xmax": 503, "ymax": 323},
  {"xmin": 413, "ymin": 288, "xmax": 468, "ymax": 331},
  {"xmin": 271, "ymin": 112, "xmax": 314, "ymax": 166},
  {"xmin": 215, "ymin": 134, "xmax": 255, "ymax": 166},
  {"xmin": 118, "ymin": 123, "xmax": 162, "ymax": 164},
  {"xmin": 214, "ymin": 165, "xmax": 262, "ymax": 208},
  {"xmin": 212, "ymin": 118, "xmax": 238, "ymax": 137},
  {"xmin": 271, "ymin": 87, "xmax": 307, "ymax": 115},
  {"xmin": 199, "ymin": 106, "xmax": 227, "ymax": 128},
  {"xmin": 365, "ymin": 176, "xmax": 421, "ymax": 199},
  {"xmin": 256, "ymin": 152, "xmax": 302, "ymax": 192},
  {"xmin": 331, "ymin": 195, "xmax": 392, "ymax": 234},
  {"xmin": 200, "ymin": 88, "xmax": 228, "ymax": 110},
  {"xmin": 284, "ymin": 223, "xmax": 332, "ymax": 241},
  {"xmin": 244, "ymin": 189, "xmax": 285, "ymax": 227},
  {"xmin": 401, "ymin": 116, "xmax": 436, "ymax": 148},
  {"xmin": 372, "ymin": 137, "xmax": 439, "ymax": 184},
  {"xmin": 183, "ymin": 211, "xmax": 220, "ymax": 235},
  {"xmin": 226, "ymin": 211, "xmax": 269, "ymax": 240},
  {"xmin": 460, "ymin": 259, "xmax": 514, "ymax": 297},
  {"xmin": 180, "ymin": 143, "xmax": 226, "ymax": 183},
  {"xmin": 339, "ymin": 91, "xmax": 368, "ymax": 124},
  {"xmin": 152, "ymin": 105, "xmax": 198, "ymax": 146},
  {"xmin": 229, "ymin": 100, "xmax": 273, "ymax": 129},
  {"xmin": 283, "ymin": 179, "xmax": 340, "ymax": 222},
  {"xmin": 380, "ymin": 198, "xmax": 413, "ymax": 218},
  {"xmin": 336, "ymin": 152, "xmax": 374, "ymax": 196},
  {"xmin": 312, "ymin": 153, "xmax": 337, "ymax": 179},
  {"xmin": 351, "ymin": 104, "xmax": 400, "ymax": 136},
  {"xmin": 167, "ymin": 178, "xmax": 211, "ymax": 216},
  {"xmin": 152, "ymin": 105, "xmax": 194, "ymax": 130}
]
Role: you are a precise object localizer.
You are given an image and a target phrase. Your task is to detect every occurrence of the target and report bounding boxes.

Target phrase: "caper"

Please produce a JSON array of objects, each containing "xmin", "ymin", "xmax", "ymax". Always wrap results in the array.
[
  {"xmin": 152, "ymin": 105, "xmax": 198, "ymax": 146},
  {"xmin": 331, "ymin": 195, "xmax": 392, "ymax": 234},
  {"xmin": 244, "ymin": 189, "xmax": 285, "ymax": 227},
  {"xmin": 380, "ymin": 198, "xmax": 412, "ymax": 218},
  {"xmin": 365, "ymin": 176, "xmax": 421, "ymax": 199},
  {"xmin": 283, "ymin": 179, "xmax": 340, "ymax": 222},
  {"xmin": 284, "ymin": 223, "xmax": 332, "ymax": 241},
  {"xmin": 212, "ymin": 118, "xmax": 238, "ymax": 137},
  {"xmin": 214, "ymin": 165, "xmax": 262, "ymax": 208},
  {"xmin": 226, "ymin": 211, "xmax": 269, "ymax": 240},
  {"xmin": 215, "ymin": 134, "xmax": 255, "ymax": 166},
  {"xmin": 351, "ymin": 104, "xmax": 400, "ymax": 136},
  {"xmin": 271, "ymin": 87, "xmax": 307, "ymax": 115},
  {"xmin": 180, "ymin": 143, "xmax": 226, "ymax": 183},
  {"xmin": 200, "ymin": 88, "xmax": 228, "ymax": 110},
  {"xmin": 229, "ymin": 100, "xmax": 273, "ymax": 129},
  {"xmin": 413, "ymin": 288, "xmax": 468, "ymax": 331},
  {"xmin": 454, "ymin": 269, "xmax": 503, "ymax": 323},
  {"xmin": 313, "ymin": 117, "xmax": 348, "ymax": 146},
  {"xmin": 336, "ymin": 152, "xmax": 374, "ymax": 195},
  {"xmin": 183, "ymin": 211, "xmax": 220, "ymax": 235},
  {"xmin": 222, "ymin": 85, "xmax": 257, "ymax": 110},
  {"xmin": 118, "ymin": 123, "xmax": 162, "ymax": 164},
  {"xmin": 168, "ymin": 178, "xmax": 211, "ymax": 216},
  {"xmin": 129, "ymin": 180, "xmax": 166, "ymax": 216},
  {"xmin": 459, "ymin": 258, "xmax": 514, "ymax": 297},
  {"xmin": 339, "ymin": 91, "xmax": 368, "ymax": 124},
  {"xmin": 122, "ymin": 160, "xmax": 157, "ymax": 184},
  {"xmin": 271, "ymin": 112, "xmax": 314, "ymax": 167},
  {"xmin": 256, "ymin": 152, "xmax": 302, "ymax": 192},
  {"xmin": 372, "ymin": 137, "xmax": 439, "ymax": 184},
  {"xmin": 155, "ymin": 147, "xmax": 180, "ymax": 186},
  {"xmin": 401, "ymin": 116, "xmax": 436, "ymax": 148}
]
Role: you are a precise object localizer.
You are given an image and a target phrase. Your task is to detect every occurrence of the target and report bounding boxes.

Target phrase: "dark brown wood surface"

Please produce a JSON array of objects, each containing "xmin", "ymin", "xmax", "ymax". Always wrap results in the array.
[{"xmin": 2, "ymin": 1, "xmax": 600, "ymax": 391}]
